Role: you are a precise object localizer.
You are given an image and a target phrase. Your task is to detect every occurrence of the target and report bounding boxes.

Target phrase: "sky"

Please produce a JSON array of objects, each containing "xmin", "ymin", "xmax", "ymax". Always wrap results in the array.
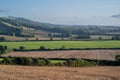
[{"xmin": 0, "ymin": 0, "xmax": 120, "ymax": 26}]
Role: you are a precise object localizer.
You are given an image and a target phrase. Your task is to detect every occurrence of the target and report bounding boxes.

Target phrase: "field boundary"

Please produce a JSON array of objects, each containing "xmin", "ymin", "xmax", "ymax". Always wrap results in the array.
[{"xmin": 13, "ymin": 48, "xmax": 120, "ymax": 51}]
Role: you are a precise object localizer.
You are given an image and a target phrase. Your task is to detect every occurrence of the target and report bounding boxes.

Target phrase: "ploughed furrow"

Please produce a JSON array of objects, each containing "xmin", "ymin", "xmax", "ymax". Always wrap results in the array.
[
  {"xmin": 0, "ymin": 65, "xmax": 120, "ymax": 80},
  {"xmin": 3, "ymin": 50, "xmax": 120, "ymax": 60}
]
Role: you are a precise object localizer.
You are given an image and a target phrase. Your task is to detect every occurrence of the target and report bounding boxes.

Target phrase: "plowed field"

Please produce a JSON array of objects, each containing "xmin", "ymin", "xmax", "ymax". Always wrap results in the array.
[
  {"xmin": 0, "ymin": 65, "xmax": 120, "ymax": 80},
  {"xmin": 3, "ymin": 50, "xmax": 120, "ymax": 60}
]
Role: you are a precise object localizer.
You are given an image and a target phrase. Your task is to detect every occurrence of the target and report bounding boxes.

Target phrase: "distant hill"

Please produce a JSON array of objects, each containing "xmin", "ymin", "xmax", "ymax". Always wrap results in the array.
[
  {"xmin": 0, "ymin": 16, "xmax": 120, "ymax": 38},
  {"xmin": 0, "ymin": 16, "xmax": 56, "ymax": 37}
]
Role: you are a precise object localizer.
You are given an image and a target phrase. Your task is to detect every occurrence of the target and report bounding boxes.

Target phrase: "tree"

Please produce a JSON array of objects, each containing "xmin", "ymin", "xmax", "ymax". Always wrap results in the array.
[
  {"xmin": 99, "ymin": 37, "xmax": 102, "ymax": 40},
  {"xmin": 0, "ymin": 45, "xmax": 7, "ymax": 54},
  {"xmin": 19, "ymin": 46, "xmax": 25, "ymax": 50},
  {"xmin": 2, "ymin": 58, "xmax": 12, "ymax": 64},
  {"xmin": 48, "ymin": 33, "xmax": 53, "ymax": 40},
  {"xmin": 13, "ymin": 57, "xmax": 33, "ymax": 65},
  {"xmin": 23, "ymin": 57, "xmax": 33, "ymax": 65},
  {"xmin": 0, "ymin": 37, "xmax": 5, "ymax": 42},
  {"xmin": 112, "ymin": 35, "xmax": 120, "ymax": 40},
  {"xmin": 115, "ymin": 55, "xmax": 120, "ymax": 61},
  {"xmin": 61, "ymin": 33, "xmax": 64, "ymax": 40},
  {"xmin": 4, "ymin": 46, "xmax": 7, "ymax": 50},
  {"xmin": 39, "ymin": 46, "xmax": 46, "ymax": 50},
  {"xmin": 75, "ymin": 35, "xmax": 90, "ymax": 39},
  {"xmin": 33, "ymin": 58, "xmax": 41, "ymax": 65},
  {"xmin": 60, "ymin": 45, "xmax": 66, "ymax": 50},
  {"xmin": 36, "ymin": 37, "xmax": 39, "ymax": 40},
  {"xmin": 43, "ymin": 59, "xmax": 53, "ymax": 66}
]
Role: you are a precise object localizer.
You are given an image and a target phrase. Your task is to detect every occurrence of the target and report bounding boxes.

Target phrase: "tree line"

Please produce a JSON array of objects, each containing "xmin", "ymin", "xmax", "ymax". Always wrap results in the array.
[
  {"xmin": 0, "ymin": 55, "xmax": 120, "ymax": 67},
  {"xmin": 13, "ymin": 45, "xmax": 120, "ymax": 51},
  {"xmin": 0, "ymin": 57, "xmax": 97, "ymax": 67},
  {"xmin": 0, "ymin": 45, "xmax": 7, "ymax": 54}
]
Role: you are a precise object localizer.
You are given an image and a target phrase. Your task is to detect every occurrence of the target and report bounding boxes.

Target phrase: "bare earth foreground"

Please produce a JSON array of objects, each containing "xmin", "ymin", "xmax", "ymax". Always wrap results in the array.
[
  {"xmin": 3, "ymin": 50, "xmax": 120, "ymax": 60},
  {"xmin": 0, "ymin": 65, "xmax": 120, "ymax": 80}
]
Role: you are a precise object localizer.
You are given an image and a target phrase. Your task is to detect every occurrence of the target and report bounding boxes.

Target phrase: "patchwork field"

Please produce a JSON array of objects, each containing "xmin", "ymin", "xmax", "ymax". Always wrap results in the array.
[
  {"xmin": 1, "ymin": 41, "xmax": 120, "ymax": 51},
  {"xmin": 3, "ymin": 50, "xmax": 120, "ymax": 60},
  {"xmin": 0, "ymin": 65, "xmax": 119, "ymax": 80},
  {"xmin": 0, "ymin": 35, "xmax": 63, "ymax": 41}
]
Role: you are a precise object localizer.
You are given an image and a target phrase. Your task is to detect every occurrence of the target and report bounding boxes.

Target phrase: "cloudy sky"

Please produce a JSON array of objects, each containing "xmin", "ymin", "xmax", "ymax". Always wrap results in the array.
[{"xmin": 0, "ymin": 0, "xmax": 120, "ymax": 26}]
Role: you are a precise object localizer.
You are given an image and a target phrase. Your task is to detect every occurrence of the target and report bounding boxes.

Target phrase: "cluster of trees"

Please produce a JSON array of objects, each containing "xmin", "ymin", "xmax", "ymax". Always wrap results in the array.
[
  {"xmin": 74, "ymin": 35, "xmax": 90, "ymax": 39},
  {"xmin": 84, "ymin": 55, "xmax": 120, "ymax": 66},
  {"xmin": 61, "ymin": 59, "xmax": 97, "ymax": 67},
  {"xmin": 0, "ymin": 21, "xmax": 22, "ymax": 37},
  {"xmin": 0, "ymin": 57, "xmax": 97, "ymax": 67},
  {"xmin": 1, "ymin": 56, "xmax": 120, "ymax": 66},
  {"xmin": 1, "ymin": 57, "xmax": 52, "ymax": 66},
  {"xmin": 0, "ymin": 37, "xmax": 5, "ymax": 42},
  {"xmin": 115, "ymin": 55, "xmax": 120, "ymax": 62},
  {"xmin": 112, "ymin": 35, "xmax": 120, "ymax": 40},
  {"xmin": 0, "ymin": 45, "xmax": 7, "ymax": 54}
]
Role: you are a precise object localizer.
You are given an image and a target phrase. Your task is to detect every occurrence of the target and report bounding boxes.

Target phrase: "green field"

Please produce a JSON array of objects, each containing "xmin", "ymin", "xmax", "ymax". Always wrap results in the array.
[
  {"xmin": 50, "ymin": 60, "xmax": 65, "ymax": 64},
  {"xmin": 0, "ymin": 41, "xmax": 120, "ymax": 51},
  {"xmin": 0, "ymin": 58, "xmax": 4, "ymax": 61}
]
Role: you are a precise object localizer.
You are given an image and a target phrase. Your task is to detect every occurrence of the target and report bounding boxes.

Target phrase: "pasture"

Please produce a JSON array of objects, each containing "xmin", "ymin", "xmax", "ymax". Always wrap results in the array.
[
  {"xmin": 1, "ymin": 40, "xmax": 120, "ymax": 51},
  {"xmin": 49, "ymin": 60, "xmax": 65, "ymax": 64}
]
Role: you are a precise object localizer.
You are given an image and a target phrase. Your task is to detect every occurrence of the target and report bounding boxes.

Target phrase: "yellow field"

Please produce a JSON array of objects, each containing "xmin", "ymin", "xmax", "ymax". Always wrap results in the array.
[{"xmin": 0, "ymin": 65, "xmax": 119, "ymax": 80}]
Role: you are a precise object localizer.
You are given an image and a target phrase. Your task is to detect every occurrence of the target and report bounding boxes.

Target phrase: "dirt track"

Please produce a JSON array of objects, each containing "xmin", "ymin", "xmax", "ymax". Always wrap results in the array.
[{"xmin": 3, "ymin": 50, "xmax": 120, "ymax": 60}]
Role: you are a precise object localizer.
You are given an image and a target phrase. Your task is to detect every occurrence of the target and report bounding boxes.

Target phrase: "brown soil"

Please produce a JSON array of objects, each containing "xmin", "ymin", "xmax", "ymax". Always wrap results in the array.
[
  {"xmin": 3, "ymin": 50, "xmax": 120, "ymax": 60},
  {"xmin": 0, "ymin": 65, "xmax": 119, "ymax": 80}
]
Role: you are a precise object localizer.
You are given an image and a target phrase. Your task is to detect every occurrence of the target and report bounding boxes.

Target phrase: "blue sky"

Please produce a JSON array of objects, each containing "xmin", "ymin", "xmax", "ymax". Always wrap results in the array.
[{"xmin": 0, "ymin": 0, "xmax": 120, "ymax": 26}]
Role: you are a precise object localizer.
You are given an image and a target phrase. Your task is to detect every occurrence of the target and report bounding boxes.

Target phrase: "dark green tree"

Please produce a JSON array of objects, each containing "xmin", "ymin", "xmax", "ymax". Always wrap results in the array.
[
  {"xmin": 0, "ymin": 45, "xmax": 6, "ymax": 54},
  {"xmin": 2, "ymin": 58, "xmax": 12, "ymax": 65},
  {"xmin": 0, "ymin": 37, "xmax": 5, "ymax": 42},
  {"xmin": 48, "ymin": 33, "xmax": 53, "ymax": 40},
  {"xmin": 19, "ymin": 46, "xmax": 25, "ymax": 50},
  {"xmin": 39, "ymin": 46, "xmax": 46, "ymax": 50}
]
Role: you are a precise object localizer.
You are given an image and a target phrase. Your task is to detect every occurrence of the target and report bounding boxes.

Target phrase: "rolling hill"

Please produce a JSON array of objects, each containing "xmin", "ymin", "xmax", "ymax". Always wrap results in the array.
[{"xmin": 0, "ymin": 16, "xmax": 120, "ymax": 40}]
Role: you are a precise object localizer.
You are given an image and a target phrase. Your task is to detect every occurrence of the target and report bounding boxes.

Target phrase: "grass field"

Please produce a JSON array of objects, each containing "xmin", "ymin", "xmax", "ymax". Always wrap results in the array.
[
  {"xmin": 0, "ymin": 58, "xmax": 4, "ymax": 61},
  {"xmin": 49, "ymin": 60, "xmax": 65, "ymax": 64},
  {"xmin": 0, "ymin": 41, "xmax": 120, "ymax": 51},
  {"xmin": 0, "ymin": 65, "xmax": 120, "ymax": 80}
]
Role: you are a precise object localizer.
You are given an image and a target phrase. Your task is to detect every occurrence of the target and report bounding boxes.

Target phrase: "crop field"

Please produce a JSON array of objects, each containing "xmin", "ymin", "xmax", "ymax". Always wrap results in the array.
[
  {"xmin": 0, "ymin": 65, "xmax": 119, "ymax": 80},
  {"xmin": 0, "ymin": 35, "xmax": 64, "ymax": 42},
  {"xmin": 3, "ymin": 50, "xmax": 120, "ymax": 60},
  {"xmin": 1, "ymin": 41, "xmax": 120, "ymax": 51}
]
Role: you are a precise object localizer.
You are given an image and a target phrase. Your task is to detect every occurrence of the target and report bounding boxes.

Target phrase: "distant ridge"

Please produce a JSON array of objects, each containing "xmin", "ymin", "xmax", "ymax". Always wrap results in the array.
[{"xmin": 0, "ymin": 16, "xmax": 120, "ymax": 37}]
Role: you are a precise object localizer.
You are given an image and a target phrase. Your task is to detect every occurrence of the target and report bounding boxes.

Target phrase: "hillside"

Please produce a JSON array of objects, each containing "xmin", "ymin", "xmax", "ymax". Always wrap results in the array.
[
  {"xmin": 0, "ymin": 16, "xmax": 120, "ymax": 40},
  {"xmin": 0, "ymin": 17, "xmax": 61, "ymax": 39}
]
